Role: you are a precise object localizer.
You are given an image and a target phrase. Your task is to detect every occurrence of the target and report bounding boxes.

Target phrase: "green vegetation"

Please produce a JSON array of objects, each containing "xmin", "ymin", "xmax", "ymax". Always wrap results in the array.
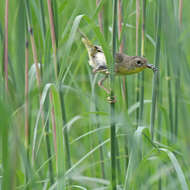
[{"xmin": 0, "ymin": 0, "xmax": 190, "ymax": 189}]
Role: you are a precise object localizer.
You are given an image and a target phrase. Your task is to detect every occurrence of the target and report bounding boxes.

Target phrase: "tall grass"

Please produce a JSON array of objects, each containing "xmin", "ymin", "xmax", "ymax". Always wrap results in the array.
[
  {"xmin": 1, "ymin": 0, "xmax": 190, "ymax": 189},
  {"xmin": 4, "ymin": 0, "xmax": 9, "ymax": 91},
  {"xmin": 110, "ymin": 0, "xmax": 118, "ymax": 189},
  {"xmin": 150, "ymin": 0, "xmax": 161, "ymax": 140},
  {"xmin": 139, "ymin": 0, "xmax": 146, "ymax": 125}
]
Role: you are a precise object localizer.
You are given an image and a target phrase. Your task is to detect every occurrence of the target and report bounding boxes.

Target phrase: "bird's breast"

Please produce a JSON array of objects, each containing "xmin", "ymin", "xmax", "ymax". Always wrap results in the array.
[
  {"xmin": 115, "ymin": 63, "xmax": 145, "ymax": 75},
  {"xmin": 93, "ymin": 52, "xmax": 106, "ymax": 68}
]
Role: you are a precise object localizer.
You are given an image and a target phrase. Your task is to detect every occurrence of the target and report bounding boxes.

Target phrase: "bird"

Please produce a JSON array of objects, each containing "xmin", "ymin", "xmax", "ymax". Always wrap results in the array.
[
  {"xmin": 80, "ymin": 31, "xmax": 108, "ymax": 74},
  {"xmin": 80, "ymin": 31, "xmax": 157, "ymax": 94}
]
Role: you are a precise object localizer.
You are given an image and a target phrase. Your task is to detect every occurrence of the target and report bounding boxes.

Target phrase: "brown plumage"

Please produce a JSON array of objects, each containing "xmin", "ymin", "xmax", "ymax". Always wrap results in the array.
[{"xmin": 80, "ymin": 31, "xmax": 157, "ymax": 94}]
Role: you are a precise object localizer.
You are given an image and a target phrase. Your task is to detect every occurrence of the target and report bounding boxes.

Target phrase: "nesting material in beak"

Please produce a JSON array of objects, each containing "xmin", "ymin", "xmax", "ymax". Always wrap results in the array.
[{"xmin": 146, "ymin": 63, "xmax": 158, "ymax": 72}]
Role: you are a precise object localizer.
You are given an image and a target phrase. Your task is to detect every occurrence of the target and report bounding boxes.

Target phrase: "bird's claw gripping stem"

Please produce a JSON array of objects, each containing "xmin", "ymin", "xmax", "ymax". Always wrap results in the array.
[{"xmin": 107, "ymin": 96, "xmax": 117, "ymax": 104}]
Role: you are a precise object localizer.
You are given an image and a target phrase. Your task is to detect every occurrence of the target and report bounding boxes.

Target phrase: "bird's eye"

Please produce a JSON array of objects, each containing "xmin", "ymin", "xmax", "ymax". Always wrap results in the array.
[
  {"xmin": 136, "ymin": 60, "xmax": 142, "ymax": 65},
  {"xmin": 95, "ymin": 46, "xmax": 102, "ymax": 52}
]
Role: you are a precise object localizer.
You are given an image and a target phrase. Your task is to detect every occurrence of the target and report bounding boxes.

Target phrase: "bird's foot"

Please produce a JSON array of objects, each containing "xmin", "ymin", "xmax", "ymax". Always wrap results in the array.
[
  {"xmin": 92, "ymin": 68, "xmax": 98, "ymax": 74},
  {"xmin": 107, "ymin": 96, "xmax": 117, "ymax": 104},
  {"xmin": 98, "ymin": 76, "xmax": 110, "ymax": 94}
]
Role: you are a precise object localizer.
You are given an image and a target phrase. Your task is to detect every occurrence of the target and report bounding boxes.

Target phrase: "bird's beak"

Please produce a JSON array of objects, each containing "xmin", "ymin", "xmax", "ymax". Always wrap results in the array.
[{"xmin": 146, "ymin": 63, "xmax": 158, "ymax": 72}]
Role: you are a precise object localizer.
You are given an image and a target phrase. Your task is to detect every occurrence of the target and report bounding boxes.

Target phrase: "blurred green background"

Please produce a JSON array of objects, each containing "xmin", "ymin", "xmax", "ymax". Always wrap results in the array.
[{"xmin": 0, "ymin": 0, "xmax": 190, "ymax": 189}]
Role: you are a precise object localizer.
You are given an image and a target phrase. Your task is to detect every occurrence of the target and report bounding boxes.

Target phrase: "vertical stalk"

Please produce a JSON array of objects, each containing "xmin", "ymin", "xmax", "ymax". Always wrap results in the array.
[
  {"xmin": 4, "ymin": 0, "xmax": 9, "ymax": 92},
  {"xmin": 174, "ymin": 0, "xmax": 183, "ymax": 141},
  {"xmin": 24, "ymin": 36, "xmax": 31, "ymax": 188},
  {"xmin": 136, "ymin": 0, "xmax": 140, "ymax": 56},
  {"xmin": 45, "ymin": 113, "xmax": 54, "ymax": 185},
  {"xmin": 28, "ymin": 30, "xmax": 41, "ymax": 86},
  {"xmin": 24, "ymin": 0, "xmax": 42, "ymax": 90},
  {"xmin": 25, "ymin": 1, "xmax": 41, "ymax": 86},
  {"xmin": 141, "ymin": 0, "xmax": 145, "ymax": 58},
  {"xmin": 110, "ymin": 0, "xmax": 118, "ymax": 189},
  {"xmin": 60, "ymin": 97, "xmax": 71, "ymax": 169},
  {"xmin": 166, "ymin": 60, "xmax": 174, "ymax": 142},
  {"xmin": 118, "ymin": 0, "xmax": 124, "ymax": 53},
  {"xmin": 38, "ymin": 0, "xmax": 55, "ymax": 184},
  {"xmin": 139, "ymin": 0, "xmax": 146, "ymax": 125},
  {"xmin": 179, "ymin": 0, "xmax": 183, "ymax": 25},
  {"xmin": 95, "ymin": 101, "xmax": 106, "ymax": 179},
  {"xmin": 139, "ymin": 78, "xmax": 144, "ymax": 125},
  {"xmin": 115, "ymin": 138, "xmax": 122, "ymax": 185},
  {"xmin": 30, "ymin": 29, "xmax": 41, "ymax": 86},
  {"xmin": 174, "ymin": 72, "xmax": 179, "ymax": 141},
  {"xmin": 25, "ymin": 0, "xmax": 47, "ymax": 167},
  {"xmin": 96, "ymin": 0, "xmax": 104, "ymax": 33},
  {"xmin": 49, "ymin": 92, "xmax": 57, "ymax": 160},
  {"xmin": 47, "ymin": 0, "xmax": 58, "ymax": 79},
  {"xmin": 157, "ymin": 74, "xmax": 163, "ymax": 190},
  {"xmin": 95, "ymin": 1, "xmax": 106, "ymax": 180},
  {"xmin": 39, "ymin": 0, "xmax": 46, "ymax": 42},
  {"xmin": 25, "ymin": 39, "xmax": 29, "ymax": 160},
  {"xmin": 44, "ymin": 99, "xmax": 54, "ymax": 185},
  {"xmin": 150, "ymin": 0, "xmax": 161, "ymax": 140},
  {"xmin": 46, "ymin": 1, "xmax": 63, "ymax": 172},
  {"xmin": 118, "ymin": 0, "xmax": 127, "ymax": 107},
  {"xmin": 1, "ymin": 104, "xmax": 10, "ymax": 190},
  {"xmin": 103, "ymin": 1, "xmax": 109, "ymax": 41},
  {"xmin": 117, "ymin": 0, "xmax": 127, "ymax": 183},
  {"xmin": 157, "ymin": 78, "xmax": 163, "ymax": 142},
  {"xmin": 47, "ymin": 0, "xmax": 71, "ymax": 170},
  {"xmin": 136, "ymin": 0, "xmax": 140, "ymax": 125}
]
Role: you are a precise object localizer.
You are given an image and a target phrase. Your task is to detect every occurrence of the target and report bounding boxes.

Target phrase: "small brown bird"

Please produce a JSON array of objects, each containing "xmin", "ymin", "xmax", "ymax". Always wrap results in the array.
[
  {"xmin": 80, "ymin": 34, "xmax": 108, "ymax": 74},
  {"xmin": 114, "ymin": 53, "xmax": 157, "ymax": 75},
  {"xmin": 80, "ymin": 31, "xmax": 157, "ymax": 94}
]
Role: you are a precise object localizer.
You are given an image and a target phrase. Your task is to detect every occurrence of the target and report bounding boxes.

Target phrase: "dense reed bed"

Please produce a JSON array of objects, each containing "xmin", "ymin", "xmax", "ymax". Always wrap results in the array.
[{"xmin": 0, "ymin": 0, "xmax": 190, "ymax": 189}]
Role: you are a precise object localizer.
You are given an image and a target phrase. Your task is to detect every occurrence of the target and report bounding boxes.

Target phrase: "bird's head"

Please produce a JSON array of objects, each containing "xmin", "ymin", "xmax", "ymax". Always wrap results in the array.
[
  {"xmin": 132, "ymin": 57, "xmax": 157, "ymax": 72},
  {"xmin": 115, "ymin": 53, "xmax": 157, "ymax": 75},
  {"xmin": 131, "ymin": 56, "xmax": 149, "ymax": 70}
]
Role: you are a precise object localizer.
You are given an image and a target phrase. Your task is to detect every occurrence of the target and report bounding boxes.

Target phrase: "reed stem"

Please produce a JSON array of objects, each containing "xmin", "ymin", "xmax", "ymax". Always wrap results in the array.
[
  {"xmin": 96, "ymin": 0, "xmax": 104, "ymax": 33},
  {"xmin": 150, "ymin": 0, "xmax": 161, "ymax": 140},
  {"xmin": 4, "ymin": 0, "xmax": 9, "ymax": 92},
  {"xmin": 139, "ymin": 0, "xmax": 146, "ymax": 125},
  {"xmin": 95, "ymin": 1, "xmax": 106, "ymax": 179},
  {"xmin": 25, "ymin": 40, "xmax": 29, "ymax": 151},
  {"xmin": 47, "ymin": 0, "xmax": 58, "ymax": 79},
  {"xmin": 166, "ymin": 60, "xmax": 174, "ymax": 142},
  {"xmin": 49, "ymin": 91, "xmax": 58, "ymax": 159},
  {"xmin": 174, "ymin": 0, "xmax": 183, "ymax": 141},
  {"xmin": 110, "ymin": 0, "xmax": 118, "ymax": 189},
  {"xmin": 45, "ymin": 117, "xmax": 54, "ymax": 184},
  {"xmin": 136, "ymin": 0, "xmax": 140, "ymax": 126},
  {"xmin": 47, "ymin": 0, "xmax": 71, "ymax": 170}
]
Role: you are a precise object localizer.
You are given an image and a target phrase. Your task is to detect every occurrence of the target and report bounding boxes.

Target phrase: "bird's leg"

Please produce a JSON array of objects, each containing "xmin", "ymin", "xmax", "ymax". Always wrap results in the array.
[
  {"xmin": 107, "ymin": 95, "xmax": 117, "ymax": 104},
  {"xmin": 98, "ymin": 74, "xmax": 117, "ymax": 103},
  {"xmin": 92, "ymin": 68, "xmax": 99, "ymax": 74},
  {"xmin": 98, "ymin": 74, "xmax": 110, "ymax": 94}
]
